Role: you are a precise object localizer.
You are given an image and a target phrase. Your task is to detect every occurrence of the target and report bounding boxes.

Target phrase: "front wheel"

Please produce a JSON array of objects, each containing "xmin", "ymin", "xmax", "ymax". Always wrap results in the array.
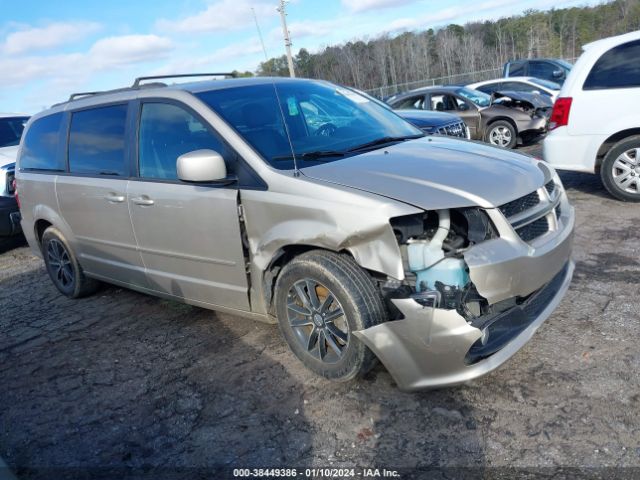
[
  {"xmin": 600, "ymin": 135, "xmax": 640, "ymax": 202},
  {"xmin": 485, "ymin": 120, "xmax": 517, "ymax": 149},
  {"xmin": 274, "ymin": 250, "xmax": 386, "ymax": 381}
]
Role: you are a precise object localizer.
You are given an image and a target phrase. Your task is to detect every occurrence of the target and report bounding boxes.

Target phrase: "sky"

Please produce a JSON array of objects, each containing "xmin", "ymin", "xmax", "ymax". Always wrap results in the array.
[{"xmin": 1, "ymin": 0, "xmax": 599, "ymax": 114}]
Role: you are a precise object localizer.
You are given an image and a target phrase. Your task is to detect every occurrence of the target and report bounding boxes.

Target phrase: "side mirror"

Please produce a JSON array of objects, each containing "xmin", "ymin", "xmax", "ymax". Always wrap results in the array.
[
  {"xmin": 552, "ymin": 69, "xmax": 564, "ymax": 79},
  {"xmin": 458, "ymin": 103, "xmax": 470, "ymax": 111},
  {"xmin": 177, "ymin": 149, "xmax": 227, "ymax": 183}
]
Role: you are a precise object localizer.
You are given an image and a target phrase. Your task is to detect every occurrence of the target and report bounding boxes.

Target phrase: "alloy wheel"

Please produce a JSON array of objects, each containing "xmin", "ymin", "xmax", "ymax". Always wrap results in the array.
[
  {"xmin": 489, "ymin": 126, "xmax": 512, "ymax": 147},
  {"xmin": 47, "ymin": 239, "xmax": 74, "ymax": 289},
  {"xmin": 286, "ymin": 279, "xmax": 349, "ymax": 363},
  {"xmin": 612, "ymin": 148, "xmax": 640, "ymax": 194}
]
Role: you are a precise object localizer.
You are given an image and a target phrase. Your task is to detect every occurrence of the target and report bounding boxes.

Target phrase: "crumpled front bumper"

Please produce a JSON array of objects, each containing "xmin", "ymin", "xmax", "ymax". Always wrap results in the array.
[{"xmin": 354, "ymin": 261, "xmax": 573, "ymax": 391}]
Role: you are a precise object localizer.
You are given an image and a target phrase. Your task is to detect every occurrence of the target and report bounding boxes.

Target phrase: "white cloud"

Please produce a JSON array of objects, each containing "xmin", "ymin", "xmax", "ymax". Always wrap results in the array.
[
  {"xmin": 0, "ymin": 34, "xmax": 173, "ymax": 90},
  {"xmin": 151, "ymin": 38, "xmax": 264, "ymax": 75},
  {"xmin": 389, "ymin": 0, "xmax": 521, "ymax": 30},
  {"xmin": 2, "ymin": 21, "xmax": 101, "ymax": 55},
  {"xmin": 88, "ymin": 35, "xmax": 174, "ymax": 67},
  {"xmin": 342, "ymin": 0, "xmax": 419, "ymax": 13},
  {"xmin": 157, "ymin": 0, "xmax": 275, "ymax": 34}
]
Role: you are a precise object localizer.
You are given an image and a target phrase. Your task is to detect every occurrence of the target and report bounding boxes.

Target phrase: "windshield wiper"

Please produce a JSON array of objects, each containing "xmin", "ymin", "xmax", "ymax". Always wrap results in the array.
[
  {"xmin": 346, "ymin": 134, "xmax": 424, "ymax": 153},
  {"xmin": 271, "ymin": 150, "xmax": 346, "ymax": 162}
]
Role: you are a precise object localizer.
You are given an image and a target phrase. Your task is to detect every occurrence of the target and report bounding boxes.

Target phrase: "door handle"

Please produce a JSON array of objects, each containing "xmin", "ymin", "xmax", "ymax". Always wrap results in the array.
[
  {"xmin": 131, "ymin": 196, "xmax": 155, "ymax": 206},
  {"xmin": 105, "ymin": 194, "xmax": 125, "ymax": 203}
]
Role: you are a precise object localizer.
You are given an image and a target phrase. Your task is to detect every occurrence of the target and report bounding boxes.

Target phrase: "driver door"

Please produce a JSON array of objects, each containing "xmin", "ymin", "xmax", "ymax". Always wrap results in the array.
[{"xmin": 127, "ymin": 100, "xmax": 250, "ymax": 311}]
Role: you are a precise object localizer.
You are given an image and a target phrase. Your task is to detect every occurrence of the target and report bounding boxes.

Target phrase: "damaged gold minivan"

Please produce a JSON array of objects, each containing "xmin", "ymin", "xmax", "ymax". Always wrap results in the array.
[{"xmin": 16, "ymin": 75, "xmax": 574, "ymax": 390}]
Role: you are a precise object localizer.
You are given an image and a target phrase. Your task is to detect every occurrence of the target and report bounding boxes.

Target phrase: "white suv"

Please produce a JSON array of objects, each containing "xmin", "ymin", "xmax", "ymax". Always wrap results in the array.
[{"xmin": 543, "ymin": 30, "xmax": 640, "ymax": 201}]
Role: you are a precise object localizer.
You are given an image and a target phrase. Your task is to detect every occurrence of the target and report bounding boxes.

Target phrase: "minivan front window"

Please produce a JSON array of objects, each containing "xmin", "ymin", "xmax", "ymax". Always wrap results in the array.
[
  {"xmin": 455, "ymin": 88, "xmax": 491, "ymax": 107},
  {"xmin": 196, "ymin": 81, "xmax": 422, "ymax": 170}
]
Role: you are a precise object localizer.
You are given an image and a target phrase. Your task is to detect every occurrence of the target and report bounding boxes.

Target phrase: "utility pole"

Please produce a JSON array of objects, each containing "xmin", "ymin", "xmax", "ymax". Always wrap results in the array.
[{"xmin": 277, "ymin": 0, "xmax": 296, "ymax": 77}]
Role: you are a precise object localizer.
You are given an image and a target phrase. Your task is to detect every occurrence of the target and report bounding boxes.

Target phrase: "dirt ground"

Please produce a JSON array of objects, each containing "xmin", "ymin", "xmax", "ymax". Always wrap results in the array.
[{"xmin": 1, "ymin": 144, "xmax": 639, "ymax": 479}]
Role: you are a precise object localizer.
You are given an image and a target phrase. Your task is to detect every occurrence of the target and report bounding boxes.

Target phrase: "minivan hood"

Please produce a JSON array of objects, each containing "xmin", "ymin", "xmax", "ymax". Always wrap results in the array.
[
  {"xmin": 301, "ymin": 137, "xmax": 546, "ymax": 210},
  {"xmin": 0, "ymin": 146, "xmax": 18, "ymax": 169}
]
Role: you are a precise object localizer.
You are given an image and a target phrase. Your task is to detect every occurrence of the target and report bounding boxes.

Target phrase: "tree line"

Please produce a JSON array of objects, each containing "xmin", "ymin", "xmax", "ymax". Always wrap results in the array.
[{"xmin": 256, "ymin": 0, "xmax": 640, "ymax": 95}]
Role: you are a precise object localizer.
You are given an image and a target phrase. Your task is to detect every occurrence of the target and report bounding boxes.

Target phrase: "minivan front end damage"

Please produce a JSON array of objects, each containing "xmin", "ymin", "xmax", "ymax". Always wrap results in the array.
[{"xmin": 354, "ymin": 177, "xmax": 575, "ymax": 391}]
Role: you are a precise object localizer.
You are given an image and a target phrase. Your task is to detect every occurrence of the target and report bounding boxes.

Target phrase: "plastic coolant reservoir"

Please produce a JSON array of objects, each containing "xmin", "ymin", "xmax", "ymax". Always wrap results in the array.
[{"xmin": 407, "ymin": 241, "xmax": 470, "ymax": 292}]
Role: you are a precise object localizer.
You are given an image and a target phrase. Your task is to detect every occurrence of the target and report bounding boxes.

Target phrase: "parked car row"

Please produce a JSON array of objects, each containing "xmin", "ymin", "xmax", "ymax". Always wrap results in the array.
[
  {"xmin": 0, "ymin": 113, "xmax": 29, "ymax": 241},
  {"xmin": 386, "ymin": 86, "xmax": 551, "ymax": 148}
]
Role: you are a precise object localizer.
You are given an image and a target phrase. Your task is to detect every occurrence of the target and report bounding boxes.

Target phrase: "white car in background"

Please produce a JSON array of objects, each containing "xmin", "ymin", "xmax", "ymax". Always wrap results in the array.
[
  {"xmin": 467, "ymin": 77, "xmax": 561, "ymax": 102},
  {"xmin": 543, "ymin": 30, "xmax": 640, "ymax": 201},
  {"xmin": 0, "ymin": 113, "xmax": 29, "ymax": 238}
]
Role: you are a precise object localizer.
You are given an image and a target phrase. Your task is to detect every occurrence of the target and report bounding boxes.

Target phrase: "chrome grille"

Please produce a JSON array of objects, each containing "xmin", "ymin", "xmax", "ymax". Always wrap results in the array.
[
  {"xmin": 499, "ymin": 191, "xmax": 540, "ymax": 218},
  {"xmin": 545, "ymin": 180, "xmax": 555, "ymax": 196},
  {"xmin": 437, "ymin": 122, "xmax": 466, "ymax": 138},
  {"xmin": 515, "ymin": 217, "xmax": 549, "ymax": 242}
]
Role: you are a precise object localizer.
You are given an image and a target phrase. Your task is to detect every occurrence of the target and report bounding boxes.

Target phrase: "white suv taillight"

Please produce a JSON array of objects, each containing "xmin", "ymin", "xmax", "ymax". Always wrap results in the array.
[{"xmin": 549, "ymin": 97, "xmax": 573, "ymax": 130}]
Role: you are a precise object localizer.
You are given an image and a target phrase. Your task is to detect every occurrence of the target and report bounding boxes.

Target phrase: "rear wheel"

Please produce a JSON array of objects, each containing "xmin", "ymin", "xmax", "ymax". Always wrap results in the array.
[
  {"xmin": 485, "ymin": 120, "xmax": 517, "ymax": 149},
  {"xmin": 601, "ymin": 136, "xmax": 640, "ymax": 202},
  {"xmin": 274, "ymin": 250, "xmax": 386, "ymax": 381},
  {"xmin": 42, "ymin": 227, "xmax": 100, "ymax": 298}
]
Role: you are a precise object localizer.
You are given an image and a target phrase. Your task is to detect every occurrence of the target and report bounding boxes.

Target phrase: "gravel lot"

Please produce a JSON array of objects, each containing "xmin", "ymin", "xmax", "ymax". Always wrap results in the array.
[{"xmin": 1, "ymin": 144, "xmax": 639, "ymax": 479}]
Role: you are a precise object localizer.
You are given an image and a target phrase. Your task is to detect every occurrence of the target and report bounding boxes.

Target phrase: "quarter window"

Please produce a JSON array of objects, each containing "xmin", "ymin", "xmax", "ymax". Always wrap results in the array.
[
  {"xmin": 138, "ymin": 103, "xmax": 230, "ymax": 180},
  {"xmin": 584, "ymin": 40, "xmax": 640, "ymax": 90},
  {"xmin": 20, "ymin": 113, "xmax": 64, "ymax": 171},
  {"xmin": 68, "ymin": 105, "xmax": 128, "ymax": 176}
]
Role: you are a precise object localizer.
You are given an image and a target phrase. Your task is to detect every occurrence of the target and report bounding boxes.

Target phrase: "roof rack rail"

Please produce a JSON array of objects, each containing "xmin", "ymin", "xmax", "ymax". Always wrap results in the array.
[
  {"xmin": 132, "ymin": 72, "xmax": 236, "ymax": 88},
  {"xmin": 69, "ymin": 92, "xmax": 102, "ymax": 101}
]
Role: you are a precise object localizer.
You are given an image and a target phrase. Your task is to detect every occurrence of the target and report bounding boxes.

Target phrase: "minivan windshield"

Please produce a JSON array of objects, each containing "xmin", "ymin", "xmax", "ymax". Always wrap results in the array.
[
  {"xmin": 0, "ymin": 116, "xmax": 29, "ymax": 148},
  {"xmin": 455, "ymin": 87, "xmax": 491, "ymax": 107},
  {"xmin": 196, "ymin": 81, "xmax": 422, "ymax": 170}
]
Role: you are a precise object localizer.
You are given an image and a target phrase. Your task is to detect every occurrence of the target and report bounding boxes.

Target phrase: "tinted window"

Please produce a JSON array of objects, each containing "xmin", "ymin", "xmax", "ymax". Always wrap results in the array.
[
  {"xmin": 139, "ymin": 103, "xmax": 231, "ymax": 180},
  {"xmin": 0, "ymin": 117, "xmax": 29, "ymax": 148},
  {"xmin": 529, "ymin": 61, "xmax": 560, "ymax": 81},
  {"xmin": 508, "ymin": 62, "xmax": 525, "ymax": 76},
  {"xmin": 502, "ymin": 81, "xmax": 531, "ymax": 92},
  {"xmin": 393, "ymin": 95, "xmax": 425, "ymax": 109},
  {"xmin": 476, "ymin": 83, "xmax": 499, "ymax": 94},
  {"xmin": 20, "ymin": 113, "xmax": 64, "ymax": 171},
  {"xmin": 68, "ymin": 105, "xmax": 128, "ymax": 176},
  {"xmin": 584, "ymin": 40, "xmax": 640, "ymax": 90}
]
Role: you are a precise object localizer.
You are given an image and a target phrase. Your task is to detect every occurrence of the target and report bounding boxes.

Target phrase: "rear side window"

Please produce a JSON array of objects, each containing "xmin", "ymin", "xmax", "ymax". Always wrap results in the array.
[
  {"xmin": 20, "ymin": 113, "xmax": 64, "ymax": 171},
  {"xmin": 138, "ymin": 102, "xmax": 232, "ymax": 180},
  {"xmin": 529, "ymin": 61, "xmax": 557, "ymax": 81},
  {"xmin": 508, "ymin": 62, "xmax": 525, "ymax": 76},
  {"xmin": 68, "ymin": 104, "xmax": 128, "ymax": 176},
  {"xmin": 584, "ymin": 40, "xmax": 640, "ymax": 90}
]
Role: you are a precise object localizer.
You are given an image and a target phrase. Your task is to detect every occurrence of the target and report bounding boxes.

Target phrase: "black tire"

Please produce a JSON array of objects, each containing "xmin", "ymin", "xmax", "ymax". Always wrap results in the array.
[
  {"xmin": 485, "ymin": 120, "xmax": 517, "ymax": 149},
  {"xmin": 274, "ymin": 250, "xmax": 386, "ymax": 381},
  {"xmin": 600, "ymin": 135, "xmax": 640, "ymax": 202},
  {"xmin": 41, "ymin": 227, "xmax": 100, "ymax": 298}
]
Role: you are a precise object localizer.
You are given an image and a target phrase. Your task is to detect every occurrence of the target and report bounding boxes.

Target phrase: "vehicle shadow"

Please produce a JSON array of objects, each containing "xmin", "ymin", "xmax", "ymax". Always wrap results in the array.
[
  {"xmin": 557, "ymin": 171, "xmax": 610, "ymax": 199},
  {"xmin": 0, "ymin": 234, "xmax": 26, "ymax": 254},
  {"xmin": 0, "ymin": 263, "xmax": 312, "ymax": 479}
]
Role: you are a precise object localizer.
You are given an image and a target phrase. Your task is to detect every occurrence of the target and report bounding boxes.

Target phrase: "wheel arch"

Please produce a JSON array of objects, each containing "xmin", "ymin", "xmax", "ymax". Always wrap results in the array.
[
  {"xmin": 261, "ymin": 244, "xmax": 386, "ymax": 315},
  {"xmin": 595, "ymin": 129, "xmax": 640, "ymax": 173},
  {"xmin": 485, "ymin": 116, "xmax": 518, "ymax": 133}
]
